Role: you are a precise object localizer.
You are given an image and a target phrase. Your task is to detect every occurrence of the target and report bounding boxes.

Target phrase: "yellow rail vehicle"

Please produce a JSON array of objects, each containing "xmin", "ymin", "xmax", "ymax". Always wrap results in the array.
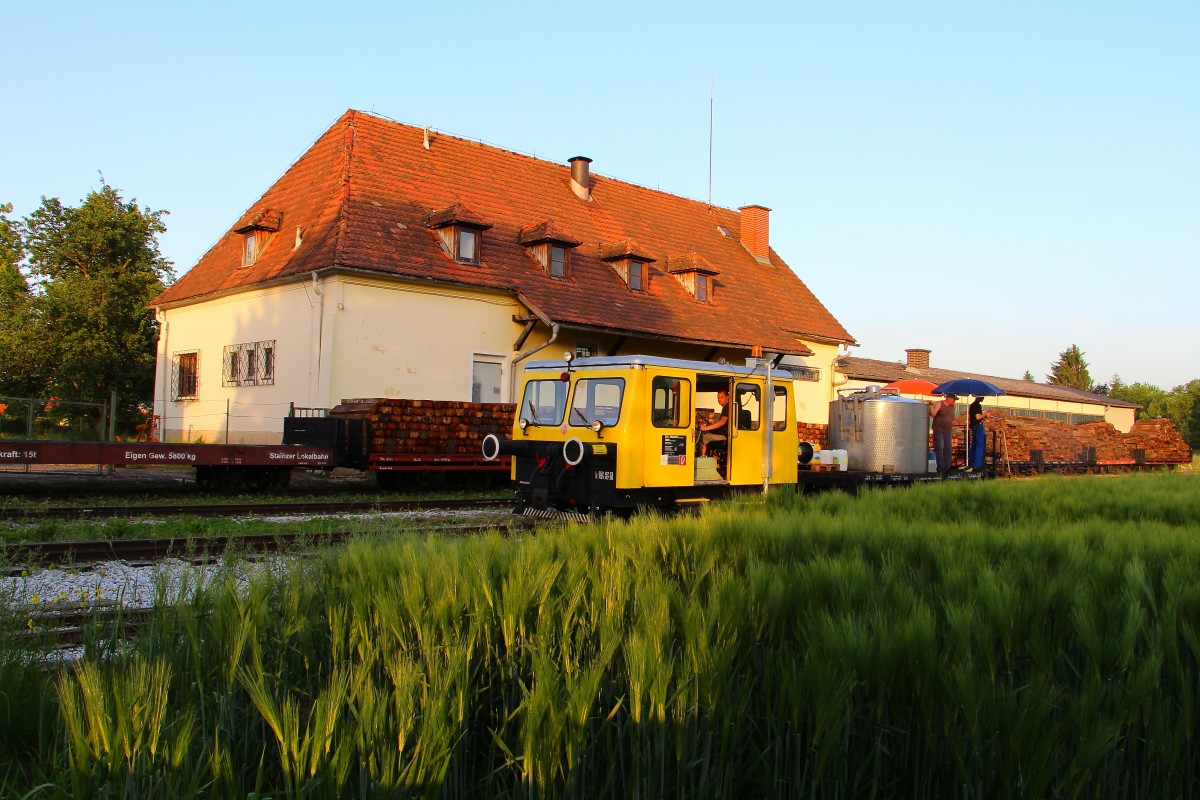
[{"xmin": 483, "ymin": 355, "xmax": 798, "ymax": 517}]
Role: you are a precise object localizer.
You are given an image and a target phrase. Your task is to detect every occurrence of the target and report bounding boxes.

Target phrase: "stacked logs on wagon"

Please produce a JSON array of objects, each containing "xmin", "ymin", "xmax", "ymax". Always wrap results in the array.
[
  {"xmin": 955, "ymin": 413, "xmax": 1192, "ymax": 465},
  {"xmin": 796, "ymin": 422, "xmax": 829, "ymax": 451},
  {"xmin": 362, "ymin": 399, "xmax": 516, "ymax": 456}
]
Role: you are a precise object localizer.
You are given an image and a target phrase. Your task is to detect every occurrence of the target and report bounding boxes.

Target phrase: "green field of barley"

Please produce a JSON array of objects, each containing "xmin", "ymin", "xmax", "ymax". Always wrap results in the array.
[{"xmin": 3, "ymin": 471, "xmax": 1199, "ymax": 798}]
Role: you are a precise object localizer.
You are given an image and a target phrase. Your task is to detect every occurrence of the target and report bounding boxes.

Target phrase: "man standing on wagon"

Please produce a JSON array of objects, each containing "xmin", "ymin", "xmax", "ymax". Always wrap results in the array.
[{"xmin": 929, "ymin": 393, "xmax": 957, "ymax": 474}]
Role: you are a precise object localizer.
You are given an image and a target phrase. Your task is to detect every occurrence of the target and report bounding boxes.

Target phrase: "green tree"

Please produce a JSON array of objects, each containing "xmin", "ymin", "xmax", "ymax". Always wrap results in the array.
[
  {"xmin": 0, "ymin": 203, "xmax": 41, "ymax": 398},
  {"xmin": 1108, "ymin": 375, "xmax": 1170, "ymax": 420},
  {"xmin": 1046, "ymin": 344, "xmax": 1094, "ymax": 391},
  {"xmin": 1022, "ymin": 370, "xmax": 1036, "ymax": 382},
  {"xmin": 19, "ymin": 184, "xmax": 174, "ymax": 427},
  {"xmin": 1186, "ymin": 391, "xmax": 1200, "ymax": 451},
  {"xmin": 1165, "ymin": 379, "xmax": 1200, "ymax": 447}
]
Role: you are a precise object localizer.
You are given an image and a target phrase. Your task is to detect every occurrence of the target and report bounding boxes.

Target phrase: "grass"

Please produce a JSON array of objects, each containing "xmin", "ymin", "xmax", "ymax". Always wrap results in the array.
[{"xmin": 2, "ymin": 471, "xmax": 1199, "ymax": 797}]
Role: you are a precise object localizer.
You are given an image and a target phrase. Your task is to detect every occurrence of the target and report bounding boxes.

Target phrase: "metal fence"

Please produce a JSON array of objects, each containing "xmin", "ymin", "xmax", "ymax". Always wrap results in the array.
[{"xmin": 0, "ymin": 396, "xmax": 109, "ymax": 442}]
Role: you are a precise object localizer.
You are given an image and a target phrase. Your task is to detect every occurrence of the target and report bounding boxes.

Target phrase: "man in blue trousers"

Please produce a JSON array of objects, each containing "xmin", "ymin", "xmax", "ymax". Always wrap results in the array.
[{"xmin": 967, "ymin": 395, "xmax": 987, "ymax": 472}]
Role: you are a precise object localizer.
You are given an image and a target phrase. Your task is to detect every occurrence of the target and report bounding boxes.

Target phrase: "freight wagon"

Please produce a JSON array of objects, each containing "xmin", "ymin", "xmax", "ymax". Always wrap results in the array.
[
  {"xmin": 0, "ymin": 440, "xmax": 332, "ymax": 490},
  {"xmin": 0, "ymin": 398, "xmax": 514, "ymax": 492}
]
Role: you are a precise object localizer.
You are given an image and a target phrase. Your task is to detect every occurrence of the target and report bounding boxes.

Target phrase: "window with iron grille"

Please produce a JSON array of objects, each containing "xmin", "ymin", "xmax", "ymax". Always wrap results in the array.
[
  {"xmin": 791, "ymin": 366, "xmax": 821, "ymax": 382},
  {"xmin": 171, "ymin": 351, "xmax": 199, "ymax": 401},
  {"xmin": 223, "ymin": 340, "xmax": 275, "ymax": 386}
]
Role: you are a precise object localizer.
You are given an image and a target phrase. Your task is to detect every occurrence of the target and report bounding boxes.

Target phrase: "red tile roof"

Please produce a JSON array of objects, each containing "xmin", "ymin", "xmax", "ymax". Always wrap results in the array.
[{"xmin": 152, "ymin": 110, "xmax": 856, "ymax": 355}]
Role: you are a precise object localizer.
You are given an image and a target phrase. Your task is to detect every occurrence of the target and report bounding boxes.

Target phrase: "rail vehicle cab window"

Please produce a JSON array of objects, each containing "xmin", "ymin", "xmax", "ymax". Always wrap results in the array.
[
  {"xmin": 652, "ymin": 376, "xmax": 691, "ymax": 428},
  {"xmin": 569, "ymin": 378, "xmax": 625, "ymax": 427},
  {"xmin": 520, "ymin": 379, "xmax": 568, "ymax": 426},
  {"xmin": 773, "ymin": 385, "xmax": 789, "ymax": 431},
  {"xmin": 734, "ymin": 384, "xmax": 761, "ymax": 431}
]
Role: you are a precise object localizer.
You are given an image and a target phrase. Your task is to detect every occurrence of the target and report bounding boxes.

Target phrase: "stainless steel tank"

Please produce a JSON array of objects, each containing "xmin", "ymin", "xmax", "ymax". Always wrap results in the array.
[{"xmin": 829, "ymin": 388, "xmax": 929, "ymax": 473}]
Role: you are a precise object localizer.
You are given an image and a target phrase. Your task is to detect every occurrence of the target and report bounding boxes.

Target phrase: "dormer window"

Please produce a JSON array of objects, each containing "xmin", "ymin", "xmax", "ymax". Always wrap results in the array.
[
  {"xmin": 233, "ymin": 208, "xmax": 283, "ymax": 268},
  {"xmin": 456, "ymin": 228, "xmax": 479, "ymax": 264},
  {"xmin": 666, "ymin": 252, "xmax": 720, "ymax": 303},
  {"xmin": 427, "ymin": 203, "xmax": 493, "ymax": 266},
  {"xmin": 519, "ymin": 220, "xmax": 581, "ymax": 280},
  {"xmin": 549, "ymin": 245, "xmax": 567, "ymax": 278},
  {"xmin": 600, "ymin": 239, "xmax": 657, "ymax": 292},
  {"xmin": 629, "ymin": 260, "xmax": 646, "ymax": 291}
]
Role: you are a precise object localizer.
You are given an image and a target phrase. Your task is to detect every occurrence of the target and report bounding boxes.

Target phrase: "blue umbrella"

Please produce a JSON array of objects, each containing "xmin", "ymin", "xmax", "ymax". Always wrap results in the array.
[
  {"xmin": 932, "ymin": 378, "xmax": 1005, "ymax": 397},
  {"xmin": 932, "ymin": 379, "xmax": 1005, "ymax": 470}
]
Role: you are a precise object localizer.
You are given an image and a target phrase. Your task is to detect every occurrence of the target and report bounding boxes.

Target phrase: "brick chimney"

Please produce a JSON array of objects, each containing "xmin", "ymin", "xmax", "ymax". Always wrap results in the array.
[
  {"xmin": 738, "ymin": 205, "xmax": 770, "ymax": 260},
  {"xmin": 905, "ymin": 348, "xmax": 930, "ymax": 370}
]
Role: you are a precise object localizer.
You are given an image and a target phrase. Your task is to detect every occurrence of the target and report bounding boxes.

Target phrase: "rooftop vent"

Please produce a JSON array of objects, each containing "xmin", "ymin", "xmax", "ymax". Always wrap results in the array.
[{"xmin": 569, "ymin": 156, "xmax": 592, "ymax": 201}]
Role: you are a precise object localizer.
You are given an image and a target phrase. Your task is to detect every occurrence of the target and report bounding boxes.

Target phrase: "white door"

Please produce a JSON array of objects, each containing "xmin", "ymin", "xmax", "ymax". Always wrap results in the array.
[{"xmin": 472, "ymin": 357, "xmax": 503, "ymax": 403}]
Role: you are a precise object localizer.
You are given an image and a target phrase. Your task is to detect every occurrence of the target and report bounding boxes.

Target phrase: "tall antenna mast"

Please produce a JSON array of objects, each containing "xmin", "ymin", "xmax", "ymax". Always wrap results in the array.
[{"xmin": 708, "ymin": 77, "xmax": 714, "ymax": 207}]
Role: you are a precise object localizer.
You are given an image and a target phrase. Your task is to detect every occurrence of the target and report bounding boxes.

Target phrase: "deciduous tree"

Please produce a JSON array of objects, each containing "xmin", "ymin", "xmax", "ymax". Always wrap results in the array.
[
  {"xmin": 15, "ymin": 184, "xmax": 174, "ymax": 427},
  {"xmin": 1109, "ymin": 376, "xmax": 1169, "ymax": 420},
  {"xmin": 1166, "ymin": 379, "xmax": 1200, "ymax": 448},
  {"xmin": 0, "ymin": 203, "xmax": 41, "ymax": 398},
  {"xmin": 1186, "ymin": 390, "xmax": 1200, "ymax": 451}
]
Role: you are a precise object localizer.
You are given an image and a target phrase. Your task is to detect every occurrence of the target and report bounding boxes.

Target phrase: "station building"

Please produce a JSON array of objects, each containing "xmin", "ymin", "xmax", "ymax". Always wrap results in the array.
[{"xmin": 150, "ymin": 110, "xmax": 856, "ymax": 443}]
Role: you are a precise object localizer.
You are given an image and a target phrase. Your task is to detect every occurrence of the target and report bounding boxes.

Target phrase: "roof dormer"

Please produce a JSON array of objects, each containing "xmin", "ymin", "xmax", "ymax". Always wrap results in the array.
[
  {"xmin": 600, "ymin": 239, "xmax": 656, "ymax": 292},
  {"xmin": 427, "ymin": 203, "xmax": 493, "ymax": 265},
  {"xmin": 519, "ymin": 220, "xmax": 582, "ymax": 279},
  {"xmin": 233, "ymin": 208, "xmax": 282, "ymax": 268},
  {"xmin": 666, "ymin": 252, "xmax": 720, "ymax": 303}
]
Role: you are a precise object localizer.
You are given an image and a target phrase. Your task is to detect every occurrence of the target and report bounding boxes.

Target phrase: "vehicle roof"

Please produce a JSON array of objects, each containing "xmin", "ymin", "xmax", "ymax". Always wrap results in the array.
[{"xmin": 523, "ymin": 354, "xmax": 794, "ymax": 379}]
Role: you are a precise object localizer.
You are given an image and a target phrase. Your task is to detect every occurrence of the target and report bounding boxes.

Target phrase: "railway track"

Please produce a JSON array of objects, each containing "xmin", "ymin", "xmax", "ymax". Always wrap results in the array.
[
  {"xmin": 15, "ymin": 604, "xmax": 158, "ymax": 651},
  {"xmin": 5, "ymin": 515, "xmax": 539, "ymax": 658},
  {"xmin": 0, "ymin": 496, "xmax": 514, "ymax": 522},
  {"xmin": 3, "ymin": 517, "xmax": 533, "ymax": 574}
]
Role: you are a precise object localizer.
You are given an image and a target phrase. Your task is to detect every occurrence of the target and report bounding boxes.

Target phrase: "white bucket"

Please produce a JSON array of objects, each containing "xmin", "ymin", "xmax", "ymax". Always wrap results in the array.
[{"xmin": 832, "ymin": 449, "xmax": 848, "ymax": 471}]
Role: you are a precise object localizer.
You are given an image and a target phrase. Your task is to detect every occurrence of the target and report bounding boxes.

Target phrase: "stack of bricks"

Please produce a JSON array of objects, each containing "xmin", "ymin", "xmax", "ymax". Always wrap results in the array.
[
  {"xmin": 365, "ymin": 399, "xmax": 516, "ymax": 455},
  {"xmin": 977, "ymin": 413, "xmax": 1191, "ymax": 464},
  {"xmin": 796, "ymin": 422, "xmax": 828, "ymax": 450}
]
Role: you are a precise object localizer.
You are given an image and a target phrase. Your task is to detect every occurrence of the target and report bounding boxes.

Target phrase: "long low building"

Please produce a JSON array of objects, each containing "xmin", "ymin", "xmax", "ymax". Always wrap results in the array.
[{"xmin": 836, "ymin": 348, "xmax": 1138, "ymax": 432}]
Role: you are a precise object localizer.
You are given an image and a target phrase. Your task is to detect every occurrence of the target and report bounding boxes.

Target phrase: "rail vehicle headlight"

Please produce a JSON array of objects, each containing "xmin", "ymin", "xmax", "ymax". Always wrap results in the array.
[
  {"xmin": 591, "ymin": 419, "xmax": 605, "ymax": 437},
  {"xmin": 563, "ymin": 351, "xmax": 574, "ymax": 364},
  {"xmin": 563, "ymin": 437, "xmax": 585, "ymax": 466},
  {"xmin": 518, "ymin": 417, "xmax": 530, "ymax": 434}
]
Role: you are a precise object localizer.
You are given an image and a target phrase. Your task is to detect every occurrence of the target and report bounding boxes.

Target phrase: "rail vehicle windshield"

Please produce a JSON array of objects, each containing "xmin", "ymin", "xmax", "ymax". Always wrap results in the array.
[
  {"xmin": 520, "ymin": 379, "xmax": 568, "ymax": 427},
  {"xmin": 569, "ymin": 378, "xmax": 625, "ymax": 427},
  {"xmin": 651, "ymin": 376, "xmax": 691, "ymax": 428}
]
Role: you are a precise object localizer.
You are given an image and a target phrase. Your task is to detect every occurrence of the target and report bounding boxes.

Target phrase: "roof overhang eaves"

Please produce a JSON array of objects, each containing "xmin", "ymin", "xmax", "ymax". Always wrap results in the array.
[
  {"xmin": 790, "ymin": 331, "xmax": 860, "ymax": 347},
  {"xmin": 151, "ymin": 264, "xmax": 519, "ymax": 311}
]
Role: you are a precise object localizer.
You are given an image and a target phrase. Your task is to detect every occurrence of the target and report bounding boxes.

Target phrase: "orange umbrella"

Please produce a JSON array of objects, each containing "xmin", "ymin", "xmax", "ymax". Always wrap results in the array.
[{"xmin": 882, "ymin": 378, "xmax": 939, "ymax": 395}]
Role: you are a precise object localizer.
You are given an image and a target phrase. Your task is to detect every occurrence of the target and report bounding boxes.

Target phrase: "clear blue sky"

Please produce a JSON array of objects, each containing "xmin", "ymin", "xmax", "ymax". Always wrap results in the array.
[{"xmin": 4, "ymin": 1, "xmax": 1196, "ymax": 389}]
